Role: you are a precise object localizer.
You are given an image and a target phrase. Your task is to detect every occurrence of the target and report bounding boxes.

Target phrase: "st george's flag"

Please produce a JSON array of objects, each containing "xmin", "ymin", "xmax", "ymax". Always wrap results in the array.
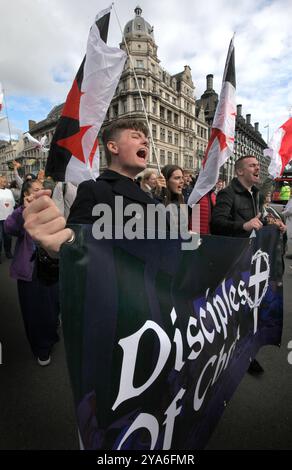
[
  {"xmin": 46, "ymin": 6, "xmax": 126, "ymax": 185},
  {"xmin": 264, "ymin": 117, "xmax": 292, "ymax": 178},
  {"xmin": 0, "ymin": 82, "xmax": 3, "ymax": 112},
  {"xmin": 188, "ymin": 37, "xmax": 236, "ymax": 206}
]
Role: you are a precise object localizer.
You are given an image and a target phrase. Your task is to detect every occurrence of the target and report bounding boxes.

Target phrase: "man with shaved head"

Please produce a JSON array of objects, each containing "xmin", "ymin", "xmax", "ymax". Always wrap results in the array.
[
  {"xmin": 211, "ymin": 155, "xmax": 263, "ymax": 374},
  {"xmin": 211, "ymin": 155, "xmax": 262, "ymax": 237}
]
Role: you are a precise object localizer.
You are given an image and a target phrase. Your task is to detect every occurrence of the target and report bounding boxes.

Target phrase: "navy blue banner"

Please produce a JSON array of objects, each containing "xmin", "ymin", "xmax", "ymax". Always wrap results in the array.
[{"xmin": 60, "ymin": 226, "xmax": 283, "ymax": 450}]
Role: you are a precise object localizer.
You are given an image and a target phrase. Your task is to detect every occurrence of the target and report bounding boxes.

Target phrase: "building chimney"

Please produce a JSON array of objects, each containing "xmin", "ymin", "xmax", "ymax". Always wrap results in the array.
[
  {"xmin": 28, "ymin": 120, "xmax": 36, "ymax": 131},
  {"xmin": 254, "ymin": 122, "xmax": 259, "ymax": 132},
  {"xmin": 206, "ymin": 74, "xmax": 213, "ymax": 91},
  {"xmin": 237, "ymin": 104, "xmax": 242, "ymax": 117},
  {"xmin": 246, "ymin": 114, "xmax": 251, "ymax": 125}
]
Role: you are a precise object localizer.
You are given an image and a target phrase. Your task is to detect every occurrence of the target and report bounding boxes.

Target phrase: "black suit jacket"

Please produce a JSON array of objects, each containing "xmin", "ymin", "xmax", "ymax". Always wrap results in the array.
[
  {"xmin": 68, "ymin": 169, "xmax": 154, "ymax": 225},
  {"xmin": 210, "ymin": 178, "xmax": 259, "ymax": 237}
]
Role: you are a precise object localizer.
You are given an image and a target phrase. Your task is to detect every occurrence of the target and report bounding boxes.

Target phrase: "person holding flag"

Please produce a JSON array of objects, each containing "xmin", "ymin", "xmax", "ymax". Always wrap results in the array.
[
  {"xmin": 211, "ymin": 154, "xmax": 264, "ymax": 375},
  {"xmin": 210, "ymin": 155, "xmax": 262, "ymax": 237},
  {"xmin": 22, "ymin": 7, "xmax": 159, "ymax": 255}
]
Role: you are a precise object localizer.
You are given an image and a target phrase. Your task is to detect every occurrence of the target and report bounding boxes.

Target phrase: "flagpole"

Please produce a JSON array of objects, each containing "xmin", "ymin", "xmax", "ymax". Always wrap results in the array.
[
  {"xmin": 3, "ymin": 87, "xmax": 12, "ymax": 144},
  {"xmin": 112, "ymin": 4, "xmax": 161, "ymax": 174},
  {"xmin": 264, "ymin": 124, "xmax": 270, "ymax": 143}
]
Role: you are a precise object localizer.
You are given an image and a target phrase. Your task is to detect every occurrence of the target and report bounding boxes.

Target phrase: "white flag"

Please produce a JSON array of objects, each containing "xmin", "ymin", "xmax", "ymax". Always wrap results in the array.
[
  {"xmin": 45, "ymin": 6, "xmax": 127, "ymax": 184},
  {"xmin": 188, "ymin": 37, "xmax": 236, "ymax": 206},
  {"xmin": 264, "ymin": 117, "xmax": 292, "ymax": 178}
]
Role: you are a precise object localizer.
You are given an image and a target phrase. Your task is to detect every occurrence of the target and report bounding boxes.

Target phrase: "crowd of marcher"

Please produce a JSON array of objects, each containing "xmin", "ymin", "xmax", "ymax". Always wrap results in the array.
[{"xmin": 1, "ymin": 118, "xmax": 291, "ymax": 370}]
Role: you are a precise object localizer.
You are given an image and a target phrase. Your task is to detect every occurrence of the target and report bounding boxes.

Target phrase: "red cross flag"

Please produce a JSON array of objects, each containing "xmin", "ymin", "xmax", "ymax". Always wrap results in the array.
[
  {"xmin": 264, "ymin": 117, "xmax": 292, "ymax": 178},
  {"xmin": 188, "ymin": 37, "xmax": 236, "ymax": 206}
]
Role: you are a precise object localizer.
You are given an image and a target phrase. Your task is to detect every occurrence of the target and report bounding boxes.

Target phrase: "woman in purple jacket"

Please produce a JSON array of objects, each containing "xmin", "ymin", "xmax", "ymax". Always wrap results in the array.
[{"xmin": 4, "ymin": 180, "xmax": 59, "ymax": 366}]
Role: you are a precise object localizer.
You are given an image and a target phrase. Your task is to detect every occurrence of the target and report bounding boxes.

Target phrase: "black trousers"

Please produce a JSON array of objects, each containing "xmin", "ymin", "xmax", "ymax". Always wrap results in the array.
[
  {"xmin": 0, "ymin": 220, "xmax": 12, "ymax": 256},
  {"xmin": 17, "ymin": 276, "xmax": 59, "ymax": 358}
]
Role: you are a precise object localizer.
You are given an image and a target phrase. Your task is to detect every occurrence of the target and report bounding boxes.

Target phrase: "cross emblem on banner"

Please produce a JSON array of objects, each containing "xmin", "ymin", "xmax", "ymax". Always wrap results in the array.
[{"xmin": 247, "ymin": 250, "xmax": 270, "ymax": 334}]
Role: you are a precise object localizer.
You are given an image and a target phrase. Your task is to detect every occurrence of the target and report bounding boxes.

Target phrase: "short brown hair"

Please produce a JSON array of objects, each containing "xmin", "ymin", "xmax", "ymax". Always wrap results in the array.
[
  {"xmin": 102, "ymin": 119, "xmax": 149, "ymax": 166},
  {"xmin": 235, "ymin": 155, "xmax": 258, "ymax": 173}
]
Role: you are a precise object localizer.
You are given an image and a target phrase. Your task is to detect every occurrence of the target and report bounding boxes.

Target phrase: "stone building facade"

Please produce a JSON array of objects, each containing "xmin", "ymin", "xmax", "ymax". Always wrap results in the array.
[{"xmin": 101, "ymin": 6, "xmax": 209, "ymax": 172}]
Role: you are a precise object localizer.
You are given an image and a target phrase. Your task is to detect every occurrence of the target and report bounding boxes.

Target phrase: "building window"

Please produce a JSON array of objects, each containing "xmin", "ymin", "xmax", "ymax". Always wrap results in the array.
[
  {"xmin": 168, "ymin": 130, "xmax": 172, "ymax": 144},
  {"xmin": 160, "ymin": 106, "xmax": 165, "ymax": 120},
  {"xmin": 174, "ymin": 114, "xmax": 179, "ymax": 125},
  {"xmin": 152, "ymin": 124, "xmax": 157, "ymax": 139},
  {"xmin": 137, "ymin": 77, "xmax": 146, "ymax": 89},
  {"xmin": 122, "ymin": 100, "xmax": 127, "ymax": 114},
  {"xmin": 134, "ymin": 98, "xmax": 145, "ymax": 111},
  {"xmin": 189, "ymin": 156, "xmax": 193, "ymax": 168},
  {"xmin": 165, "ymin": 93, "xmax": 170, "ymax": 101},
  {"xmin": 174, "ymin": 153, "xmax": 178, "ymax": 165},
  {"xmin": 160, "ymin": 149, "xmax": 165, "ymax": 166},
  {"xmin": 136, "ymin": 60, "xmax": 144, "ymax": 68},
  {"xmin": 174, "ymin": 133, "xmax": 179, "ymax": 146},
  {"xmin": 168, "ymin": 151, "xmax": 172, "ymax": 164},
  {"xmin": 160, "ymin": 127, "xmax": 166, "ymax": 141},
  {"xmin": 167, "ymin": 110, "xmax": 172, "ymax": 122},
  {"xmin": 152, "ymin": 100, "xmax": 157, "ymax": 114},
  {"xmin": 112, "ymin": 104, "xmax": 118, "ymax": 117}
]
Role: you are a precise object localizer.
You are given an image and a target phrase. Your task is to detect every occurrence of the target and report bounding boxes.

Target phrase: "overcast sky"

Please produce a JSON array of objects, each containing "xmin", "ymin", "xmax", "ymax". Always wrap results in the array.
[{"xmin": 0, "ymin": 0, "xmax": 291, "ymax": 142}]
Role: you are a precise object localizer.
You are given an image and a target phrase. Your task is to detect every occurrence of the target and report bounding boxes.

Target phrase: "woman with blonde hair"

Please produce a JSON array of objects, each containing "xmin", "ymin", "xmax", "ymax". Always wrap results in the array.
[{"xmin": 140, "ymin": 169, "xmax": 158, "ymax": 198}]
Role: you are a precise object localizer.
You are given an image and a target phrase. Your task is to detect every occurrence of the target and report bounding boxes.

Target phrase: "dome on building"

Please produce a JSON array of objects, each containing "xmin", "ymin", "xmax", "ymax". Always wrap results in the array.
[{"xmin": 124, "ymin": 6, "xmax": 155, "ymax": 41}]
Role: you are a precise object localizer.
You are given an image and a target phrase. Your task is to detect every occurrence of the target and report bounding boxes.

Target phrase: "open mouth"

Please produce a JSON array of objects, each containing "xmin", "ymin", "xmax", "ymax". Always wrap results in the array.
[{"xmin": 137, "ymin": 148, "xmax": 147, "ymax": 159}]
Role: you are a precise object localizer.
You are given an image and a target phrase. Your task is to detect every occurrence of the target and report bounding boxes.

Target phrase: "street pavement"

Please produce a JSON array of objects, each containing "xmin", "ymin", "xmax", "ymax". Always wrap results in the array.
[
  {"xmin": 0, "ymin": 247, "xmax": 291, "ymax": 450},
  {"xmin": 0, "ymin": 256, "xmax": 79, "ymax": 450},
  {"xmin": 207, "ymin": 253, "xmax": 292, "ymax": 450}
]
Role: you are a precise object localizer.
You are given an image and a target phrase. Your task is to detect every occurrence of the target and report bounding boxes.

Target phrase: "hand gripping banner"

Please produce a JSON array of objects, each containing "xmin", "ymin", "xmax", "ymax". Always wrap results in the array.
[{"xmin": 60, "ymin": 226, "xmax": 283, "ymax": 450}]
